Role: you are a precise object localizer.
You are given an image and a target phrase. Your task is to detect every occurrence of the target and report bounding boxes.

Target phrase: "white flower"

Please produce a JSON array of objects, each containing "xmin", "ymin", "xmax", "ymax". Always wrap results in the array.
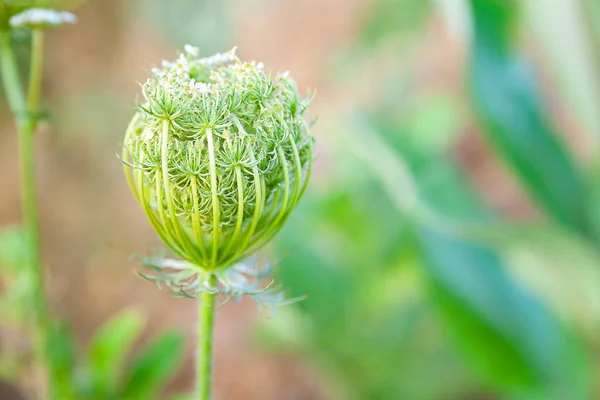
[
  {"xmin": 194, "ymin": 81, "xmax": 210, "ymax": 94},
  {"xmin": 184, "ymin": 44, "xmax": 199, "ymax": 57},
  {"xmin": 10, "ymin": 8, "xmax": 77, "ymax": 29}
]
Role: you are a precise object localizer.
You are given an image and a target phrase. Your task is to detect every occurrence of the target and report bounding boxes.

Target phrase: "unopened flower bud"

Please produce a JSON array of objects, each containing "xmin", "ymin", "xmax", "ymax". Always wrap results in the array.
[{"xmin": 123, "ymin": 46, "xmax": 314, "ymax": 271}]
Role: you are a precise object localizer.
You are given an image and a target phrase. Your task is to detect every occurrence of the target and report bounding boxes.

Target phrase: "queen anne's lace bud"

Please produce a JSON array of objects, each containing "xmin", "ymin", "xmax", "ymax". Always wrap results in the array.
[{"xmin": 123, "ymin": 46, "xmax": 314, "ymax": 271}]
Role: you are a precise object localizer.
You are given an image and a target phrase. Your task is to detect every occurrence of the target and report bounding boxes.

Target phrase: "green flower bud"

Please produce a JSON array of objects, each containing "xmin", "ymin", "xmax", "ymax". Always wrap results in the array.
[{"xmin": 123, "ymin": 46, "xmax": 314, "ymax": 271}]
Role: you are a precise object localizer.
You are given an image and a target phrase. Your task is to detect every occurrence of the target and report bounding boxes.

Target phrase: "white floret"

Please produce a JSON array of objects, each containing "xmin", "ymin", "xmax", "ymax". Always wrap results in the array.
[{"xmin": 10, "ymin": 8, "xmax": 77, "ymax": 29}]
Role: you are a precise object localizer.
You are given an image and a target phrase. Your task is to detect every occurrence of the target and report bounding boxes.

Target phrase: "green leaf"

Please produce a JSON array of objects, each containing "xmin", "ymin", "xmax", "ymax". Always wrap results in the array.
[
  {"xmin": 350, "ymin": 114, "xmax": 590, "ymax": 398},
  {"xmin": 524, "ymin": 0, "xmax": 600, "ymax": 142},
  {"xmin": 0, "ymin": 225, "xmax": 28, "ymax": 274},
  {"xmin": 419, "ymin": 227, "xmax": 589, "ymax": 399},
  {"xmin": 84, "ymin": 309, "xmax": 145, "ymax": 397},
  {"xmin": 0, "ymin": 225, "xmax": 34, "ymax": 323},
  {"xmin": 468, "ymin": 0, "xmax": 588, "ymax": 232},
  {"xmin": 47, "ymin": 321, "xmax": 77, "ymax": 400},
  {"xmin": 120, "ymin": 331, "xmax": 185, "ymax": 400},
  {"xmin": 278, "ymin": 243, "xmax": 355, "ymax": 339}
]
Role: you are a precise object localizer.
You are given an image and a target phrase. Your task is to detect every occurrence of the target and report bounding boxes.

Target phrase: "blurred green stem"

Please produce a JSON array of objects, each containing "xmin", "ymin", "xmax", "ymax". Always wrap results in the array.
[
  {"xmin": 197, "ymin": 274, "xmax": 217, "ymax": 400},
  {"xmin": 0, "ymin": 29, "xmax": 49, "ymax": 398}
]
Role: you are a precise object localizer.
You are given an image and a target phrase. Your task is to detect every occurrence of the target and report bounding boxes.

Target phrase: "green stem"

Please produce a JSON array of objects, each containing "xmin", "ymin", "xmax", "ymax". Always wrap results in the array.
[
  {"xmin": 197, "ymin": 274, "xmax": 217, "ymax": 400},
  {"xmin": 0, "ymin": 30, "xmax": 49, "ymax": 398},
  {"xmin": 27, "ymin": 30, "xmax": 44, "ymax": 113}
]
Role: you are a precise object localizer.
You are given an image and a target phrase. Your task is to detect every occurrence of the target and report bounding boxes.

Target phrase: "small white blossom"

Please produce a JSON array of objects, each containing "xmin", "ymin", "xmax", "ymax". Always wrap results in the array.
[
  {"xmin": 10, "ymin": 8, "xmax": 76, "ymax": 29},
  {"xmin": 184, "ymin": 44, "xmax": 199, "ymax": 57},
  {"xmin": 195, "ymin": 82, "xmax": 210, "ymax": 94}
]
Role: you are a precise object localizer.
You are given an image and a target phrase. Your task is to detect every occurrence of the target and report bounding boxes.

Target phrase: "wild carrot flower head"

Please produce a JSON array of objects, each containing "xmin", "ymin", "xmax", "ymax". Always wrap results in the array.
[{"xmin": 123, "ymin": 45, "xmax": 314, "ymax": 271}]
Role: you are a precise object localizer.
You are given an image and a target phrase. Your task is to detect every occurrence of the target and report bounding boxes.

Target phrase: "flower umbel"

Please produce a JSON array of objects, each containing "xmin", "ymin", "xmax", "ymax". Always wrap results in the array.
[
  {"xmin": 9, "ymin": 8, "xmax": 76, "ymax": 29},
  {"xmin": 123, "ymin": 45, "xmax": 314, "ymax": 272}
]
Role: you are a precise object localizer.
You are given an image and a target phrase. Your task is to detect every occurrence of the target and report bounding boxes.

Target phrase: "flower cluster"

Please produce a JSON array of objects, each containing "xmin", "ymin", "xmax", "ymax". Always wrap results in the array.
[
  {"xmin": 9, "ymin": 8, "xmax": 76, "ymax": 29},
  {"xmin": 123, "ymin": 45, "xmax": 314, "ymax": 271}
]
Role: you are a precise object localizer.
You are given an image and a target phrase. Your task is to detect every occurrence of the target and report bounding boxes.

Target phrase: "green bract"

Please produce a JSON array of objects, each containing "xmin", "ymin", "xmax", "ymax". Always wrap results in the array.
[{"xmin": 123, "ymin": 46, "xmax": 314, "ymax": 270}]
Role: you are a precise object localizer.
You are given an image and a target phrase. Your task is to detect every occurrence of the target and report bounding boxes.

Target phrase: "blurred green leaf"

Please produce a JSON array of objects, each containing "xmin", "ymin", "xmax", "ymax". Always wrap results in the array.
[
  {"xmin": 0, "ymin": 225, "xmax": 34, "ymax": 323},
  {"xmin": 468, "ymin": 0, "xmax": 588, "ymax": 232},
  {"xmin": 419, "ymin": 227, "xmax": 589, "ymax": 399},
  {"xmin": 403, "ymin": 94, "xmax": 462, "ymax": 157},
  {"xmin": 48, "ymin": 321, "xmax": 76, "ymax": 400},
  {"xmin": 278, "ymin": 242, "xmax": 355, "ymax": 340},
  {"xmin": 361, "ymin": 0, "xmax": 432, "ymax": 45},
  {"xmin": 503, "ymin": 228, "xmax": 600, "ymax": 333},
  {"xmin": 524, "ymin": 0, "xmax": 600, "ymax": 142},
  {"xmin": 268, "ymin": 139, "xmax": 478, "ymax": 399},
  {"xmin": 84, "ymin": 309, "xmax": 145, "ymax": 397},
  {"xmin": 348, "ymin": 113, "xmax": 590, "ymax": 398},
  {"xmin": 120, "ymin": 331, "xmax": 184, "ymax": 400},
  {"xmin": 0, "ymin": 225, "xmax": 28, "ymax": 274}
]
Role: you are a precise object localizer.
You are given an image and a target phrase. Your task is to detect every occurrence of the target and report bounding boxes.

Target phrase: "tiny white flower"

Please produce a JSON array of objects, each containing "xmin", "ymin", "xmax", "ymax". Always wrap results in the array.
[
  {"xmin": 176, "ymin": 53, "xmax": 188, "ymax": 69},
  {"xmin": 184, "ymin": 44, "xmax": 199, "ymax": 57},
  {"xmin": 10, "ymin": 8, "xmax": 77, "ymax": 29},
  {"xmin": 195, "ymin": 82, "xmax": 210, "ymax": 94},
  {"xmin": 150, "ymin": 67, "xmax": 166, "ymax": 77}
]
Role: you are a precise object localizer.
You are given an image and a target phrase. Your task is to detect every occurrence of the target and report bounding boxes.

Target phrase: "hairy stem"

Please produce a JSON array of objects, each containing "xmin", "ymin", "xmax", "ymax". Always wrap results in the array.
[
  {"xmin": 0, "ymin": 30, "xmax": 50, "ymax": 398},
  {"xmin": 197, "ymin": 274, "xmax": 217, "ymax": 400}
]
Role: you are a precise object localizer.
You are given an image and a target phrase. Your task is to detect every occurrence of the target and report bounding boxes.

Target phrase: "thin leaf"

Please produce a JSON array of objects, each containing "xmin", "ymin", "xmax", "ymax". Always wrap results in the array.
[
  {"xmin": 468, "ymin": 0, "xmax": 588, "ymax": 232},
  {"xmin": 120, "ymin": 331, "xmax": 185, "ymax": 400},
  {"xmin": 47, "ymin": 321, "xmax": 77, "ymax": 400},
  {"xmin": 348, "ymin": 114, "xmax": 590, "ymax": 398},
  {"xmin": 419, "ymin": 227, "xmax": 589, "ymax": 399},
  {"xmin": 84, "ymin": 309, "xmax": 145, "ymax": 397}
]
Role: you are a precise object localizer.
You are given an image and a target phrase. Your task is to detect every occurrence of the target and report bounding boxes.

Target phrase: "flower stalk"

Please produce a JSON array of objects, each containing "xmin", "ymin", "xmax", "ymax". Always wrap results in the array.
[
  {"xmin": 0, "ymin": 28, "xmax": 49, "ymax": 398},
  {"xmin": 197, "ymin": 274, "xmax": 217, "ymax": 400}
]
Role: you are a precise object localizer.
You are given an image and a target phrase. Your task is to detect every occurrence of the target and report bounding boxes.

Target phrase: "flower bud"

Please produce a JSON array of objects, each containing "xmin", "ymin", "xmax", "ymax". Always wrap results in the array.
[{"xmin": 123, "ymin": 46, "xmax": 314, "ymax": 270}]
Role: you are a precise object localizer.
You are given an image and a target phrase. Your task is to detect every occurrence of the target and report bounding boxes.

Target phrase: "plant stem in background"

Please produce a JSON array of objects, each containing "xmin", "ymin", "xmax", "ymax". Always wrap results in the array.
[
  {"xmin": 197, "ymin": 274, "xmax": 217, "ymax": 400},
  {"xmin": 0, "ymin": 29, "xmax": 49, "ymax": 398}
]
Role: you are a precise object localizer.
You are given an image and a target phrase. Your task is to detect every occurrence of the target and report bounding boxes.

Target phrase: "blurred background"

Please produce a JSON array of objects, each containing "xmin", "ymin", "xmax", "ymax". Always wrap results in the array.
[{"xmin": 2, "ymin": 0, "xmax": 600, "ymax": 398}]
